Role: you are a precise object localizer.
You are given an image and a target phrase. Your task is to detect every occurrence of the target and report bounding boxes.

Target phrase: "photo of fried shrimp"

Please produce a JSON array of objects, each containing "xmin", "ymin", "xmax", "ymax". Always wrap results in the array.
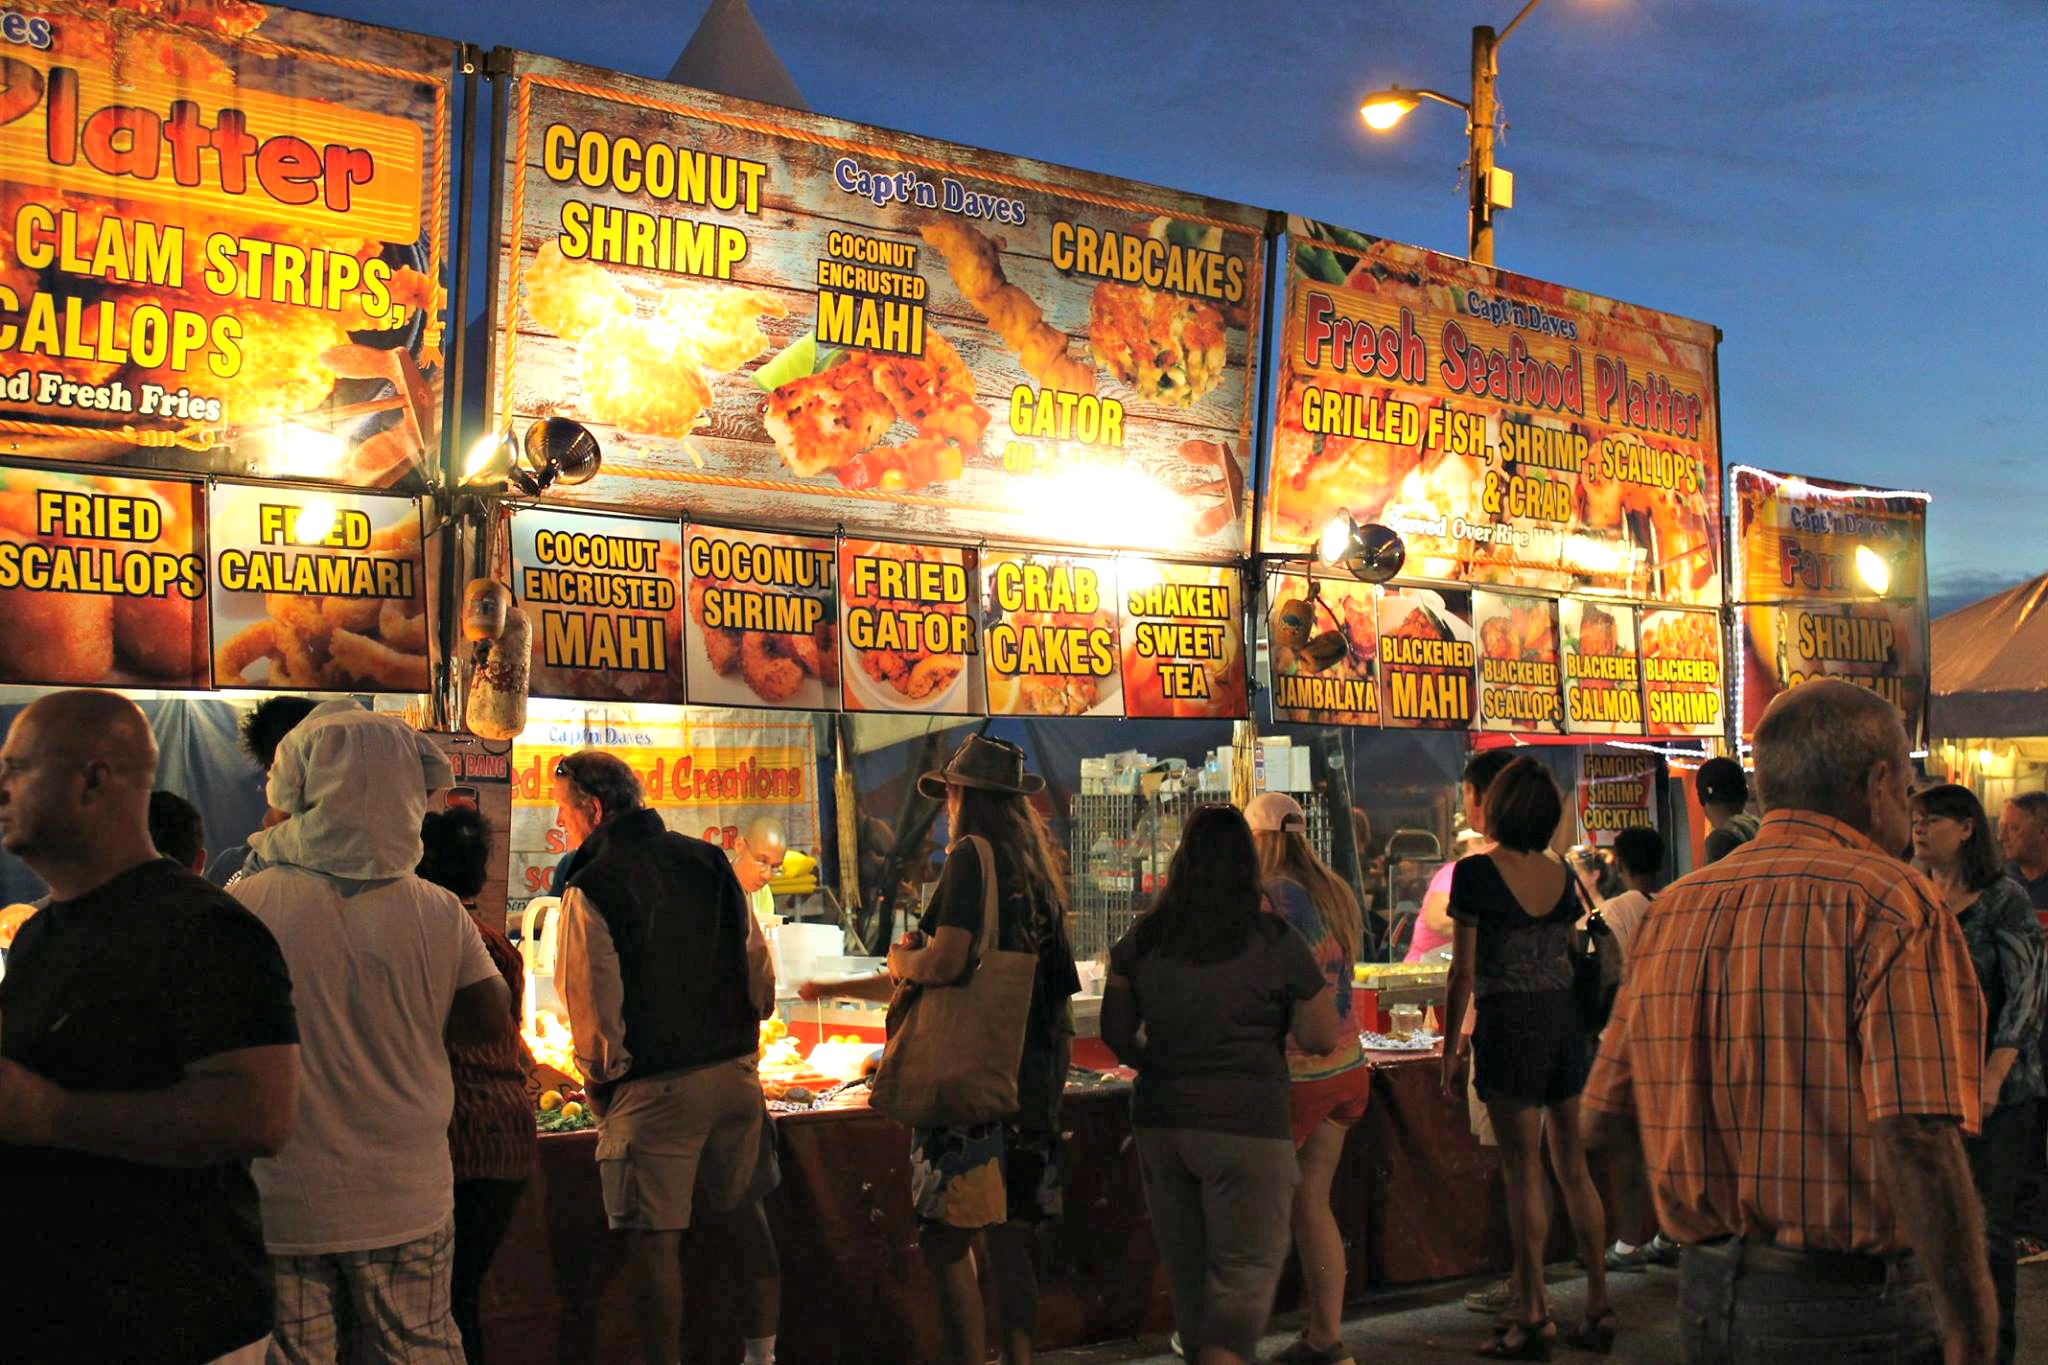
[
  {"xmin": 576, "ymin": 314, "xmax": 714, "ymax": 438},
  {"xmin": 1088, "ymin": 283, "xmax": 1226, "ymax": 407},
  {"xmin": 685, "ymin": 534, "xmax": 839, "ymax": 709},
  {"xmin": 658, "ymin": 286, "xmax": 788, "ymax": 373},
  {"xmin": 920, "ymin": 219, "xmax": 1096, "ymax": 392},
  {"xmin": 763, "ymin": 332, "xmax": 990, "ymax": 490},
  {"xmin": 523, "ymin": 241, "xmax": 634, "ymax": 344}
]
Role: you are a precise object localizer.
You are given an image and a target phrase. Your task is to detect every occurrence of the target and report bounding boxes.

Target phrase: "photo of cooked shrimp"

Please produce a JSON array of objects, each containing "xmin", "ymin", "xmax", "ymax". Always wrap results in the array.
[
  {"xmin": 685, "ymin": 528, "xmax": 838, "ymax": 711},
  {"xmin": 1265, "ymin": 571, "xmax": 1379, "ymax": 726}
]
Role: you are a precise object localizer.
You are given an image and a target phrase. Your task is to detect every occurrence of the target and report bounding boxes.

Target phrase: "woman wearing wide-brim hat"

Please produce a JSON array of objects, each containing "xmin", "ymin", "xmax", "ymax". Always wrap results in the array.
[{"xmin": 800, "ymin": 735, "xmax": 1079, "ymax": 1365}]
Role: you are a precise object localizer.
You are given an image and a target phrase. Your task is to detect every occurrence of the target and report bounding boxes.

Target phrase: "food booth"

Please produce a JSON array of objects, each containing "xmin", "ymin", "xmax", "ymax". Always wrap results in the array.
[{"xmin": 0, "ymin": 6, "xmax": 1751, "ymax": 1362}]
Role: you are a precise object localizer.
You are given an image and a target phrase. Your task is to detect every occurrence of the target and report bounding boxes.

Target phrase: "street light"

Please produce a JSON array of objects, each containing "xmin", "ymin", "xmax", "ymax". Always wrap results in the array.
[{"xmin": 1357, "ymin": 0, "xmax": 1557, "ymax": 265}]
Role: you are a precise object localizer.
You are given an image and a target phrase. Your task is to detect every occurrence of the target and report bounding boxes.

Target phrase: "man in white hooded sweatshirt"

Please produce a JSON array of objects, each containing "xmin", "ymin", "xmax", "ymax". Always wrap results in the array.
[{"xmin": 233, "ymin": 701, "xmax": 513, "ymax": 1364}]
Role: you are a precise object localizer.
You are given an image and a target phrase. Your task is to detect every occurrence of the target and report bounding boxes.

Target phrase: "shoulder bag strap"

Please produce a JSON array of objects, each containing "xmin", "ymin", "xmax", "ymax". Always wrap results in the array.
[{"xmin": 965, "ymin": 833, "xmax": 1001, "ymax": 965}]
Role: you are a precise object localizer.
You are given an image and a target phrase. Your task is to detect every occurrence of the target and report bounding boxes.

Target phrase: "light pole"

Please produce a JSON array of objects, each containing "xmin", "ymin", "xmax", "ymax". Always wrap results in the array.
[{"xmin": 1359, "ymin": 0, "xmax": 1552, "ymax": 266}]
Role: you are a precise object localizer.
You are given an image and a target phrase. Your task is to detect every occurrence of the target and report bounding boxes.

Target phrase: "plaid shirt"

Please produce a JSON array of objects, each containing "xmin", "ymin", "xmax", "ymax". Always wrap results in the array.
[{"xmin": 1584, "ymin": 810, "xmax": 1983, "ymax": 1254}]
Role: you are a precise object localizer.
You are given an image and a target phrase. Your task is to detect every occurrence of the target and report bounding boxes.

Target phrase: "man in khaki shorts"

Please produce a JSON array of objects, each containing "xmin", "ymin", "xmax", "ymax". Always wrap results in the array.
[{"xmin": 552, "ymin": 751, "xmax": 783, "ymax": 1365}]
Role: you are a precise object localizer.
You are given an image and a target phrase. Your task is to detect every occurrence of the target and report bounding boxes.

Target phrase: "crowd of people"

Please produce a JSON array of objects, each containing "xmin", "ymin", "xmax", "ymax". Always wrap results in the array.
[{"xmin": 2, "ymin": 680, "xmax": 2046, "ymax": 1365}]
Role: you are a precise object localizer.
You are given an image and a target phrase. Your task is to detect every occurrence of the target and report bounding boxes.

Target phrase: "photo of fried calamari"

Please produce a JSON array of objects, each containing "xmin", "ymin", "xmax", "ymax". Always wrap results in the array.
[
  {"xmin": 762, "ymin": 333, "xmax": 989, "ymax": 492},
  {"xmin": 211, "ymin": 496, "xmax": 431, "ymax": 693},
  {"xmin": 520, "ymin": 242, "xmax": 786, "ymax": 440},
  {"xmin": 0, "ymin": 468, "xmax": 207, "ymax": 687},
  {"xmin": 839, "ymin": 540, "xmax": 976, "ymax": 713},
  {"xmin": 1, "ymin": 4, "xmax": 444, "ymax": 485}
]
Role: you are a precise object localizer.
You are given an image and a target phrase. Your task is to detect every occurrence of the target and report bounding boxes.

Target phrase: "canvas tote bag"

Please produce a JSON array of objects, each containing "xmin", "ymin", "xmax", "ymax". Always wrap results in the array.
[{"xmin": 869, "ymin": 835, "xmax": 1037, "ymax": 1128}]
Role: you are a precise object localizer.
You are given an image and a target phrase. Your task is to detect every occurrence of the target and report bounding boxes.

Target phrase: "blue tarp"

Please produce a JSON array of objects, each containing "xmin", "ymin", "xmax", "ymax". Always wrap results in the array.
[{"xmin": 0, "ymin": 698, "xmax": 269, "ymax": 904}]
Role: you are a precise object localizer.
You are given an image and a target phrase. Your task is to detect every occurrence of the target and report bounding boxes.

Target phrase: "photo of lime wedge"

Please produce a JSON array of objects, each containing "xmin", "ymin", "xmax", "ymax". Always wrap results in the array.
[{"xmin": 753, "ymin": 333, "xmax": 819, "ymax": 392}]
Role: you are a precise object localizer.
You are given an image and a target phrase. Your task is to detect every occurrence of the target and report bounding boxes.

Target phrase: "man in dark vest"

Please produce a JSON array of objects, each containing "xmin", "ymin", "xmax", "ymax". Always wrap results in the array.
[{"xmin": 552, "ymin": 750, "xmax": 782, "ymax": 1365}]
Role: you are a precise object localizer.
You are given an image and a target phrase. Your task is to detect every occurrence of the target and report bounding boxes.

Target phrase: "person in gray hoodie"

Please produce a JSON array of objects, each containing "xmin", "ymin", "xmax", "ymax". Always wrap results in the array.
[{"xmin": 232, "ymin": 701, "xmax": 514, "ymax": 1365}]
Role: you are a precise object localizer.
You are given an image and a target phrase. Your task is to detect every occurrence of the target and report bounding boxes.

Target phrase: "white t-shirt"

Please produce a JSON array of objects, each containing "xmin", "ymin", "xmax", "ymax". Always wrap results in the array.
[
  {"xmin": 235, "ymin": 866, "xmax": 498, "ymax": 1254},
  {"xmin": 1595, "ymin": 889, "xmax": 1651, "ymax": 972}
]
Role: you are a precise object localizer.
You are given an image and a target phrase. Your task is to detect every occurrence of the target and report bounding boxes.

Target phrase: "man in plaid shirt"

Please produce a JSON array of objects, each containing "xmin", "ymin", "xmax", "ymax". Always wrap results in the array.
[{"xmin": 1584, "ymin": 680, "xmax": 1996, "ymax": 1364}]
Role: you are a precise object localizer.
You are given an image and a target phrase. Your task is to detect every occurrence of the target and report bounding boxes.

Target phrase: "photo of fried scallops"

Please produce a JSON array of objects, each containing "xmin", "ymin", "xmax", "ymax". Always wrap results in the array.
[
  {"xmin": 1478, "ymin": 598, "xmax": 1557, "ymax": 665},
  {"xmin": 840, "ymin": 541, "xmax": 973, "ymax": 711},
  {"xmin": 1088, "ymin": 282, "xmax": 1226, "ymax": 407},
  {"xmin": 0, "ymin": 470, "xmax": 206, "ymax": 687},
  {"xmin": 213, "ymin": 514, "xmax": 431, "ymax": 693},
  {"xmin": 762, "ymin": 333, "xmax": 989, "ymax": 491}
]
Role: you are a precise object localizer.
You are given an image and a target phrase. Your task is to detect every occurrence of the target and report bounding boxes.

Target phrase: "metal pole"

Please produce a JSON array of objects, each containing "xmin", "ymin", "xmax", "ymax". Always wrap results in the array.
[{"xmin": 1468, "ymin": 25, "xmax": 1498, "ymax": 266}]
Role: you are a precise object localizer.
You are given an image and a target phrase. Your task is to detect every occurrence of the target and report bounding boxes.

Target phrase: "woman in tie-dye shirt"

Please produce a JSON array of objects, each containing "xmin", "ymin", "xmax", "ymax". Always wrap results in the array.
[{"xmin": 1247, "ymin": 793, "xmax": 1367, "ymax": 1365}]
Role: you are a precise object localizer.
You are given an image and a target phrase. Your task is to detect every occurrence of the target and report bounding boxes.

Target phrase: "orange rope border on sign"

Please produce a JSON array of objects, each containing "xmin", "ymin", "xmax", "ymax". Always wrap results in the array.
[
  {"xmin": 2, "ymin": 3, "xmax": 454, "ymax": 456},
  {"xmin": 495, "ymin": 63, "xmax": 1261, "ymax": 447}
]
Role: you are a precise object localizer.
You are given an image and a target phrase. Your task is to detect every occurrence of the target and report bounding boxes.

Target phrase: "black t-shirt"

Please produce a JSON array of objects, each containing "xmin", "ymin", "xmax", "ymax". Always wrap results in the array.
[
  {"xmin": 919, "ymin": 839, "xmax": 1081, "ymax": 1132},
  {"xmin": 1447, "ymin": 854, "xmax": 1579, "ymax": 998},
  {"xmin": 1109, "ymin": 914, "xmax": 1326, "ymax": 1139},
  {"xmin": 0, "ymin": 859, "xmax": 298, "ymax": 1364}
]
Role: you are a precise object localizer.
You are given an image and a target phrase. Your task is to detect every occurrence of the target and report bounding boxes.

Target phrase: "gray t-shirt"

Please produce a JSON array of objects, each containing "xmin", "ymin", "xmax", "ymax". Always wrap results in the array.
[{"xmin": 1110, "ymin": 914, "xmax": 1325, "ymax": 1140}]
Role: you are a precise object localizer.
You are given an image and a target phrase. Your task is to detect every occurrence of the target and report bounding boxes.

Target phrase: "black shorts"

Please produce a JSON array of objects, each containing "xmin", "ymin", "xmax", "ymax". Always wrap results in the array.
[{"xmin": 1472, "ymin": 989, "xmax": 1589, "ymax": 1109}]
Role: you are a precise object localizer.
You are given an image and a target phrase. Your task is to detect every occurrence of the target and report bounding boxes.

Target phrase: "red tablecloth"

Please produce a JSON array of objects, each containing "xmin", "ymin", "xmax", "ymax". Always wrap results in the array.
[{"xmin": 481, "ymin": 1049, "xmax": 1519, "ymax": 1364}]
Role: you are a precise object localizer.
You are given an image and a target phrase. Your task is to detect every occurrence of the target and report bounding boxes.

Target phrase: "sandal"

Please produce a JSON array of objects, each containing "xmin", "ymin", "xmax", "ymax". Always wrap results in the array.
[
  {"xmin": 1565, "ymin": 1308, "xmax": 1618, "ymax": 1354},
  {"xmin": 1478, "ymin": 1316, "xmax": 1554, "ymax": 1360}
]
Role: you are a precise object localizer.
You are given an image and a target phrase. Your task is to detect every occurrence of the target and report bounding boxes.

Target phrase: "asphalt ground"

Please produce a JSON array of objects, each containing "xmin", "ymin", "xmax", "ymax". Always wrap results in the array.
[{"xmin": 1041, "ymin": 1259, "xmax": 2048, "ymax": 1363}]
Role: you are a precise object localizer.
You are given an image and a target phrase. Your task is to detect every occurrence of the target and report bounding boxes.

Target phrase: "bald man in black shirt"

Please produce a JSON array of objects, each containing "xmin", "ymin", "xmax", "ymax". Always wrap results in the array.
[{"xmin": 0, "ymin": 690, "xmax": 299, "ymax": 1365}]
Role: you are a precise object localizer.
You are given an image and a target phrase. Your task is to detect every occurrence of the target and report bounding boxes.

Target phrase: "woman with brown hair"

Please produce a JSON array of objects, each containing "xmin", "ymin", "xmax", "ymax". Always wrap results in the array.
[
  {"xmin": 1912, "ymin": 782, "xmax": 2048, "ymax": 1365},
  {"xmin": 1245, "ymin": 793, "xmax": 1365, "ymax": 1365},
  {"xmin": 1440, "ymin": 758, "xmax": 1612, "ymax": 1358},
  {"xmin": 1104, "ymin": 804, "xmax": 1342, "ymax": 1365},
  {"xmin": 801, "ymin": 735, "xmax": 1079, "ymax": 1365}
]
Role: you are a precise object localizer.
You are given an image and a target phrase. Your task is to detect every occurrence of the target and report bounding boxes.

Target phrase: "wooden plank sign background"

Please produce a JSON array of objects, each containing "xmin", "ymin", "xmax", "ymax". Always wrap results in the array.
[{"xmin": 491, "ymin": 52, "xmax": 1266, "ymax": 559}]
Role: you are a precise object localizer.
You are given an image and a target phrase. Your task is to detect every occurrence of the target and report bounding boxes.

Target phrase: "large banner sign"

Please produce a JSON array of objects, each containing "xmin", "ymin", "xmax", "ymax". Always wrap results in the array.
[
  {"xmin": 1264, "ymin": 219, "xmax": 1722, "ymax": 605},
  {"xmin": 1731, "ymin": 468, "xmax": 1929, "ymax": 743},
  {"xmin": 0, "ymin": 463, "xmax": 207, "ymax": 687},
  {"xmin": 491, "ymin": 53, "xmax": 1266, "ymax": 557},
  {"xmin": 0, "ymin": 4, "xmax": 452, "ymax": 484},
  {"xmin": 508, "ymin": 701, "xmax": 818, "ymax": 919},
  {"xmin": 510, "ymin": 506, "xmax": 683, "ymax": 704},
  {"xmin": 209, "ymin": 481, "xmax": 430, "ymax": 691}
]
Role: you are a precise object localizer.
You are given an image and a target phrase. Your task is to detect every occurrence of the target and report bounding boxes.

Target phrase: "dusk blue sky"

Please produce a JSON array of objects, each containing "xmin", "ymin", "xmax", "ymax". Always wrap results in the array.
[{"xmin": 320, "ymin": 0, "xmax": 2043, "ymax": 615}]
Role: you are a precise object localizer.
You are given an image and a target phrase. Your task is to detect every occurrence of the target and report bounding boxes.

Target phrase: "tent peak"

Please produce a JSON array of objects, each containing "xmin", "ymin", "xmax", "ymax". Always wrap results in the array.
[{"xmin": 667, "ymin": 0, "xmax": 808, "ymax": 111}]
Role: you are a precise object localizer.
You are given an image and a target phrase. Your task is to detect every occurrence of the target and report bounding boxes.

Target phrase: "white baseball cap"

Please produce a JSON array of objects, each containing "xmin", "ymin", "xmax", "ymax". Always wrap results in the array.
[{"xmin": 1244, "ymin": 791, "xmax": 1307, "ymax": 833}]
